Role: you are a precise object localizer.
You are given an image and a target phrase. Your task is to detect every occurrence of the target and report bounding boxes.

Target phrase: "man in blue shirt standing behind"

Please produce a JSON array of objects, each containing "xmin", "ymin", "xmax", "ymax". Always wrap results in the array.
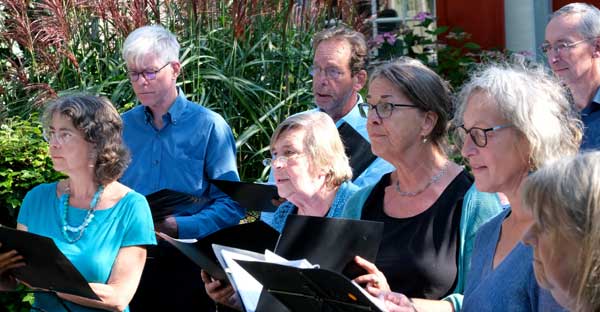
[
  {"xmin": 120, "ymin": 24, "xmax": 243, "ymax": 311},
  {"xmin": 545, "ymin": 3, "xmax": 600, "ymax": 150}
]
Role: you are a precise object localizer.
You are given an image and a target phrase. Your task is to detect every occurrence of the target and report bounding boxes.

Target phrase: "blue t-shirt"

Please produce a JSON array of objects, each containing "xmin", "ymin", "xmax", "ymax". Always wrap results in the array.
[
  {"xmin": 462, "ymin": 209, "xmax": 565, "ymax": 311},
  {"xmin": 264, "ymin": 181, "xmax": 359, "ymax": 232},
  {"xmin": 120, "ymin": 89, "xmax": 244, "ymax": 239},
  {"xmin": 18, "ymin": 182, "xmax": 156, "ymax": 312}
]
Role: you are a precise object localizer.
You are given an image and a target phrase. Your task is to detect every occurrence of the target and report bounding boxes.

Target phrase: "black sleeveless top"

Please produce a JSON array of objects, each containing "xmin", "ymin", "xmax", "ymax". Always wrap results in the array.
[{"xmin": 361, "ymin": 170, "xmax": 473, "ymax": 299}]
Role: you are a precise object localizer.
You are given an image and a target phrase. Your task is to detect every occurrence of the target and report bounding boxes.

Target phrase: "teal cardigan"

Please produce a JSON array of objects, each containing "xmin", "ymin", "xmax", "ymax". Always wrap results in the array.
[{"xmin": 341, "ymin": 183, "xmax": 504, "ymax": 311}]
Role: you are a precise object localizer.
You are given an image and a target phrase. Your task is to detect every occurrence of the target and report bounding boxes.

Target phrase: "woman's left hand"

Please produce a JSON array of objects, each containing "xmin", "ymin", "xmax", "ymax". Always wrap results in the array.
[
  {"xmin": 380, "ymin": 292, "xmax": 417, "ymax": 312},
  {"xmin": 352, "ymin": 255, "xmax": 391, "ymax": 295}
]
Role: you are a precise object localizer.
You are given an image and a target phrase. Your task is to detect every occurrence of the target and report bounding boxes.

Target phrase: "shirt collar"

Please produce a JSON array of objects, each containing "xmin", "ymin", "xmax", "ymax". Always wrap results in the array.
[
  {"xmin": 336, "ymin": 94, "xmax": 365, "ymax": 128},
  {"xmin": 582, "ymin": 86, "xmax": 600, "ymax": 116},
  {"xmin": 143, "ymin": 88, "xmax": 187, "ymax": 125}
]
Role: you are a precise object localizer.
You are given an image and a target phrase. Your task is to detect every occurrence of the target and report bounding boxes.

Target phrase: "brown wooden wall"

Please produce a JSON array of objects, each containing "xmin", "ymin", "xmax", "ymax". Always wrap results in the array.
[
  {"xmin": 435, "ymin": 0, "xmax": 505, "ymax": 49},
  {"xmin": 553, "ymin": 0, "xmax": 600, "ymax": 11}
]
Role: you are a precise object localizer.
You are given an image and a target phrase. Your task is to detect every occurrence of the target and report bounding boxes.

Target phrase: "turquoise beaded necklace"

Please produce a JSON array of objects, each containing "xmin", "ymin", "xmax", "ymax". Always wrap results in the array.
[{"xmin": 60, "ymin": 182, "xmax": 104, "ymax": 243}]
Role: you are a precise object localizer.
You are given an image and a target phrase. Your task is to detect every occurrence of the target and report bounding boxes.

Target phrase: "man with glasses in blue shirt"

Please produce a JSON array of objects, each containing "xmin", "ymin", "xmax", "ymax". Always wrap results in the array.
[
  {"xmin": 261, "ymin": 26, "xmax": 394, "ymax": 224},
  {"xmin": 545, "ymin": 3, "xmax": 600, "ymax": 150},
  {"xmin": 121, "ymin": 25, "xmax": 243, "ymax": 312}
]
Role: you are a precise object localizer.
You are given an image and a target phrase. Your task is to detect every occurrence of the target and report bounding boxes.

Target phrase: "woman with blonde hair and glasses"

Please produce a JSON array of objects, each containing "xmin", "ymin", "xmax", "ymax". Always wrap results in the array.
[
  {"xmin": 523, "ymin": 151, "xmax": 600, "ymax": 312},
  {"xmin": 202, "ymin": 110, "xmax": 359, "ymax": 309}
]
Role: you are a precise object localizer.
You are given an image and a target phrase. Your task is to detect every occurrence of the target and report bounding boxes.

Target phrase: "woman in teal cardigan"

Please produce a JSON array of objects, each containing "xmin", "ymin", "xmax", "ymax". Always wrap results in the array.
[{"xmin": 347, "ymin": 58, "xmax": 502, "ymax": 312}]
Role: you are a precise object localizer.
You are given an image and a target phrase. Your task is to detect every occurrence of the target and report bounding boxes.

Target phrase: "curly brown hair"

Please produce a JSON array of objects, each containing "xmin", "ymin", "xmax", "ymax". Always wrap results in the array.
[{"xmin": 42, "ymin": 95, "xmax": 130, "ymax": 185}]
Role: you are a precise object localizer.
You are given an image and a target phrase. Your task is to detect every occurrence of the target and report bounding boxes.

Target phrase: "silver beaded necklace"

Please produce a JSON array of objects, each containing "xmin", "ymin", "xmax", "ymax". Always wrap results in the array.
[
  {"xmin": 395, "ymin": 161, "xmax": 450, "ymax": 197},
  {"xmin": 60, "ymin": 181, "xmax": 104, "ymax": 243}
]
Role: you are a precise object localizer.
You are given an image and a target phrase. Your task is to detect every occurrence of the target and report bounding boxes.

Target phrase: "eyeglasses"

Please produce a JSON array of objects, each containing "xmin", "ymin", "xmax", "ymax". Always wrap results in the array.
[
  {"xmin": 540, "ymin": 38, "xmax": 594, "ymax": 55},
  {"xmin": 43, "ymin": 129, "xmax": 79, "ymax": 145},
  {"xmin": 309, "ymin": 65, "xmax": 344, "ymax": 80},
  {"xmin": 456, "ymin": 124, "xmax": 512, "ymax": 148},
  {"xmin": 127, "ymin": 62, "xmax": 171, "ymax": 82},
  {"xmin": 262, "ymin": 153, "xmax": 304, "ymax": 167},
  {"xmin": 358, "ymin": 102, "xmax": 420, "ymax": 119}
]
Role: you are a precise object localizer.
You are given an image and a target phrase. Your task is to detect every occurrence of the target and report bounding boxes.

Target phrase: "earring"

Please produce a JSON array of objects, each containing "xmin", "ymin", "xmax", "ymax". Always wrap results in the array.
[{"xmin": 422, "ymin": 136, "xmax": 428, "ymax": 144}]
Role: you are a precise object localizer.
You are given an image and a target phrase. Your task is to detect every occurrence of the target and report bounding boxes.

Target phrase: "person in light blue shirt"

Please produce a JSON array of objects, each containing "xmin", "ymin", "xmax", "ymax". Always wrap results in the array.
[
  {"xmin": 120, "ymin": 25, "xmax": 242, "ymax": 312},
  {"xmin": 261, "ymin": 26, "xmax": 394, "ymax": 224},
  {"xmin": 0, "ymin": 95, "xmax": 156, "ymax": 312},
  {"xmin": 544, "ymin": 3, "xmax": 600, "ymax": 150}
]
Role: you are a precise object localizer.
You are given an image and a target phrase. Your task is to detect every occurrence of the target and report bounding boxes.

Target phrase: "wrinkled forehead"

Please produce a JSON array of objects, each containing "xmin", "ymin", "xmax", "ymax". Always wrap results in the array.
[{"xmin": 546, "ymin": 13, "xmax": 585, "ymax": 41}]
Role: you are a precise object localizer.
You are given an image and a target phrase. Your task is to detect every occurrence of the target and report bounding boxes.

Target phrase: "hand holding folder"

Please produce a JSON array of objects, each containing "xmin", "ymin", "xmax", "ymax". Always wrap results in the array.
[{"xmin": 0, "ymin": 226, "xmax": 99, "ymax": 300}]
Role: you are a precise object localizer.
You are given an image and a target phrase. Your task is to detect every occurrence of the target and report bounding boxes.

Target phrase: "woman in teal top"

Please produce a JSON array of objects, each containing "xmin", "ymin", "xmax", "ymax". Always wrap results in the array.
[{"xmin": 0, "ymin": 95, "xmax": 156, "ymax": 311}]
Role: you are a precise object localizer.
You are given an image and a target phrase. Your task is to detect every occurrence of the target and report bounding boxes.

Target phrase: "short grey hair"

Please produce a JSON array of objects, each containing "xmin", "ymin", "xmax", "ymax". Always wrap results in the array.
[
  {"xmin": 270, "ymin": 111, "xmax": 352, "ymax": 188},
  {"xmin": 369, "ymin": 57, "xmax": 453, "ymax": 147},
  {"xmin": 122, "ymin": 25, "xmax": 180, "ymax": 68},
  {"xmin": 312, "ymin": 26, "xmax": 368, "ymax": 74},
  {"xmin": 523, "ymin": 151, "xmax": 600, "ymax": 312},
  {"xmin": 454, "ymin": 62, "xmax": 582, "ymax": 170},
  {"xmin": 552, "ymin": 3, "xmax": 600, "ymax": 39}
]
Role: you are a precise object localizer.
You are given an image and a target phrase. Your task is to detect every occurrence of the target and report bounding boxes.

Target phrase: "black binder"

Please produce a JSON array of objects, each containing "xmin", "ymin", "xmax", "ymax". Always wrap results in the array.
[
  {"xmin": 338, "ymin": 122, "xmax": 378, "ymax": 181},
  {"xmin": 0, "ymin": 226, "xmax": 99, "ymax": 300},
  {"xmin": 145, "ymin": 189, "xmax": 205, "ymax": 221},
  {"xmin": 210, "ymin": 179, "xmax": 280, "ymax": 212},
  {"xmin": 157, "ymin": 221, "xmax": 279, "ymax": 281},
  {"xmin": 275, "ymin": 215, "xmax": 384, "ymax": 278},
  {"xmin": 237, "ymin": 260, "xmax": 385, "ymax": 312}
]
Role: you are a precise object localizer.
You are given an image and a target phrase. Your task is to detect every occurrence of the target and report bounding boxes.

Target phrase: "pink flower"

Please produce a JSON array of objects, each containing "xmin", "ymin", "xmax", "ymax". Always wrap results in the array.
[{"xmin": 414, "ymin": 11, "xmax": 432, "ymax": 22}]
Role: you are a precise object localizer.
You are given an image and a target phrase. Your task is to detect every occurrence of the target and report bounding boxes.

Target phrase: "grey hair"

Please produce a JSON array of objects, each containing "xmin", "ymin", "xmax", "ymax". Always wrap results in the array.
[
  {"xmin": 454, "ymin": 62, "xmax": 582, "ymax": 170},
  {"xmin": 122, "ymin": 25, "xmax": 180, "ymax": 68},
  {"xmin": 552, "ymin": 3, "xmax": 600, "ymax": 39},
  {"xmin": 523, "ymin": 151, "xmax": 600, "ymax": 312},
  {"xmin": 369, "ymin": 57, "xmax": 453, "ymax": 147},
  {"xmin": 270, "ymin": 111, "xmax": 352, "ymax": 188},
  {"xmin": 312, "ymin": 25, "xmax": 368, "ymax": 74}
]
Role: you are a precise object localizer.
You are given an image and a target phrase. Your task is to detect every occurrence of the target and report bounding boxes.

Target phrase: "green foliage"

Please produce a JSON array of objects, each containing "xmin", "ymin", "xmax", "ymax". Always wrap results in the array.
[
  {"xmin": 0, "ymin": 116, "xmax": 63, "ymax": 227},
  {"xmin": 368, "ymin": 12, "xmax": 483, "ymax": 88}
]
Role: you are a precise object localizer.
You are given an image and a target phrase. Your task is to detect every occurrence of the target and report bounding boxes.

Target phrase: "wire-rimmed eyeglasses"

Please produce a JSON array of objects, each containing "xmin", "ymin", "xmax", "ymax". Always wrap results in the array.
[
  {"xmin": 540, "ymin": 38, "xmax": 594, "ymax": 55},
  {"xmin": 127, "ymin": 62, "xmax": 171, "ymax": 82},
  {"xmin": 262, "ymin": 153, "xmax": 304, "ymax": 167}
]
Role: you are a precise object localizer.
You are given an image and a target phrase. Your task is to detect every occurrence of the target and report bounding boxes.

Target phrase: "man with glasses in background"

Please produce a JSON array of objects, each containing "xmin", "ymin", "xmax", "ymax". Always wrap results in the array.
[
  {"xmin": 120, "ymin": 24, "xmax": 243, "ymax": 312},
  {"xmin": 261, "ymin": 25, "xmax": 393, "ymax": 224},
  {"xmin": 544, "ymin": 3, "xmax": 600, "ymax": 150}
]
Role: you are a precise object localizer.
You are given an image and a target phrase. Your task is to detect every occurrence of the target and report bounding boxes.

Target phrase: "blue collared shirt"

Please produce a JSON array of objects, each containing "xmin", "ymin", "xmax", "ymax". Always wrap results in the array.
[
  {"xmin": 581, "ymin": 86, "xmax": 600, "ymax": 151},
  {"xmin": 120, "ymin": 90, "xmax": 244, "ymax": 239}
]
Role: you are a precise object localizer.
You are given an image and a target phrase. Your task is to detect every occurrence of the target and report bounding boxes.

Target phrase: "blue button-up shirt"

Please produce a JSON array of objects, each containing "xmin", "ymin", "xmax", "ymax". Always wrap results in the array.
[
  {"xmin": 120, "ymin": 90, "xmax": 244, "ymax": 239},
  {"xmin": 581, "ymin": 87, "xmax": 600, "ymax": 151}
]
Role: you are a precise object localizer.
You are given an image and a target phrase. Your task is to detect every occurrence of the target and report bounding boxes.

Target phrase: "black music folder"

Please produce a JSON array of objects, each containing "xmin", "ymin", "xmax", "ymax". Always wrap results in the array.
[
  {"xmin": 157, "ymin": 221, "xmax": 279, "ymax": 280},
  {"xmin": 338, "ymin": 122, "xmax": 378, "ymax": 181},
  {"xmin": 0, "ymin": 226, "xmax": 99, "ymax": 300},
  {"xmin": 210, "ymin": 179, "xmax": 279, "ymax": 212},
  {"xmin": 275, "ymin": 215, "xmax": 384, "ymax": 279},
  {"xmin": 145, "ymin": 189, "xmax": 204, "ymax": 221},
  {"xmin": 237, "ymin": 260, "xmax": 386, "ymax": 312}
]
